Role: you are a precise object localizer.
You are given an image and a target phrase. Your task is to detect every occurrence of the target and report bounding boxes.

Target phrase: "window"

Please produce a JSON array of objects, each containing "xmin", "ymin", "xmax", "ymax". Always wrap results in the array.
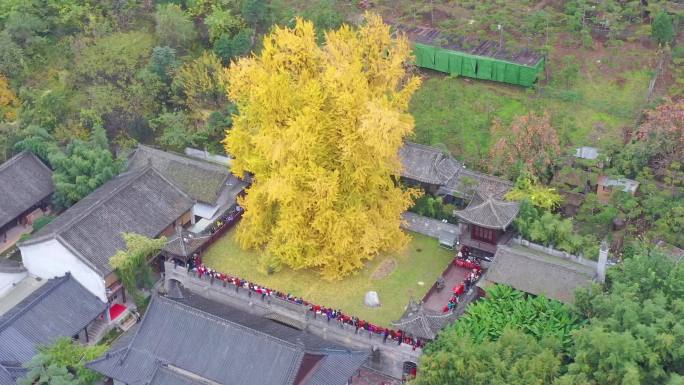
[{"xmin": 472, "ymin": 226, "xmax": 496, "ymax": 244}]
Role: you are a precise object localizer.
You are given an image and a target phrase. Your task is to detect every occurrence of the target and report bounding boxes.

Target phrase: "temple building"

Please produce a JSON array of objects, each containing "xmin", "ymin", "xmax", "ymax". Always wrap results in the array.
[
  {"xmin": 88, "ymin": 292, "xmax": 369, "ymax": 385},
  {"xmin": 0, "ymin": 152, "xmax": 54, "ymax": 252},
  {"xmin": 0, "ymin": 274, "xmax": 106, "ymax": 384},
  {"xmin": 19, "ymin": 166, "xmax": 194, "ymax": 305},
  {"xmin": 455, "ymin": 192, "xmax": 520, "ymax": 257}
]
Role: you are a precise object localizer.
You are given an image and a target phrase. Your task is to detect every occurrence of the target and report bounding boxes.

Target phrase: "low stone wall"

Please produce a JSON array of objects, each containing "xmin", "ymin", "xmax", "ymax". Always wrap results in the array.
[{"xmin": 164, "ymin": 262, "xmax": 420, "ymax": 379}]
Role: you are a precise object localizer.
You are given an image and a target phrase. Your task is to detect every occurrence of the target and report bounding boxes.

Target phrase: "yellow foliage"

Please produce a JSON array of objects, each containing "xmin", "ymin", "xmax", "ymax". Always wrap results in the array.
[
  {"xmin": 223, "ymin": 14, "xmax": 421, "ymax": 279},
  {"xmin": 0, "ymin": 75, "xmax": 20, "ymax": 122},
  {"xmin": 176, "ymin": 51, "xmax": 227, "ymax": 112}
]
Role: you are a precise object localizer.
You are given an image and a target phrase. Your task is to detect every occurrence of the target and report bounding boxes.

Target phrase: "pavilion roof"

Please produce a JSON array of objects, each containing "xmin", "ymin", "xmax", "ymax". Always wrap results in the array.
[{"xmin": 455, "ymin": 193, "xmax": 520, "ymax": 230}]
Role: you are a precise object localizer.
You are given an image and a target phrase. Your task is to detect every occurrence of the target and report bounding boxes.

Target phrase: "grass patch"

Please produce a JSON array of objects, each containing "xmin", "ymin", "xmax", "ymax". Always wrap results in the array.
[
  {"xmin": 409, "ymin": 67, "xmax": 651, "ymax": 170},
  {"xmin": 202, "ymin": 229, "xmax": 453, "ymax": 326}
]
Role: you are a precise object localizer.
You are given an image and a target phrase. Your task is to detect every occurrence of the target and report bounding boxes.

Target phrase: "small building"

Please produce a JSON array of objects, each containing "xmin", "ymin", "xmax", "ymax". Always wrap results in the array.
[
  {"xmin": 574, "ymin": 146, "xmax": 599, "ymax": 160},
  {"xmin": 0, "ymin": 273, "xmax": 106, "ymax": 384},
  {"xmin": 399, "ymin": 142, "xmax": 513, "ymax": 205},
  {"xmin": 483, "ymin": 243, "xmax": 602, "ymax": 304},
  {"xmin": 391, "ymin": 299, "xmax": 458, "ymax": 341},
  {"xmin": 87, "ymin": 293, "xmax": 369, "ymax": 385},
  {"xmin": 19, "ymin": 166, "xmax": 194, "ymax": 303},
  {"xmin": 128, "ymin": 145, "xmax": 248, "ymax": 222},
  {"xmin": 596, "ymin": 175, "xmax": 639, "ymax": 203},
  {"xmin": 0, "ymin": 152, "xmax": 54, "ymax": 248},
  {"xmin": 455, "ymin": 192, "xmax": 520, "ymax": 257}
]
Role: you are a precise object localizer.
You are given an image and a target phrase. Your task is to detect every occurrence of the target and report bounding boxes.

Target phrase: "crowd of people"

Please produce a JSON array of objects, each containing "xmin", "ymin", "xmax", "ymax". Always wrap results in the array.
[
  {"xmin": 443, "ymin": 246, "xmax": 482, "ymax": 313},
  {"xmin": 188, "ymin": 255, "xmax": 426, "ymax": 350},
  {"xmin": 208, "ymin": 205, "xmax": 244, "ymax": 234}
]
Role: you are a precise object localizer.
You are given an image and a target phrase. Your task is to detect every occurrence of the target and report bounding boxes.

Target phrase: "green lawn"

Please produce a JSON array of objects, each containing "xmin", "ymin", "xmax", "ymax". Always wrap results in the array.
[
  {"xmin": 409, "ymin": 67, "xmax": 651, "ymax": 170},
  {"xmin": 202, "ymin": 229, "xmax": 453, "ymax": 326}
]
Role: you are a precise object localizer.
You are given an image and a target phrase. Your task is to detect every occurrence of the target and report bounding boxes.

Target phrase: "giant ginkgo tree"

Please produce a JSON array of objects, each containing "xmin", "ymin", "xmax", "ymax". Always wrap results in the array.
[{"xmin": 223, "ymin": 14, "xmax": 421, "ymax": 279}]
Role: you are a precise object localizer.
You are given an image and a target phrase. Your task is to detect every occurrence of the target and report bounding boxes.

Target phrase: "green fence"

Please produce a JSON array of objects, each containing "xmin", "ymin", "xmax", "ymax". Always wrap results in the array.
[{"xmin": 413, "ymin": 43, "xmax": 544, "ymax": 87}]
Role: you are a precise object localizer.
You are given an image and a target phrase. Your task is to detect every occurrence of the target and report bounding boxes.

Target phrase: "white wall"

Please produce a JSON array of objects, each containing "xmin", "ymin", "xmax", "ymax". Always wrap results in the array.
[
  {"xmin": 193, "ymin": 202, "xmax": 219, "ymax": 220},
  {"xmin": 0, "ymin": 270, "xmax": 28, "ymax": 297},
  {"xmin": 20, "ymin": 239, "xmax": 107, "ymax": 302}
]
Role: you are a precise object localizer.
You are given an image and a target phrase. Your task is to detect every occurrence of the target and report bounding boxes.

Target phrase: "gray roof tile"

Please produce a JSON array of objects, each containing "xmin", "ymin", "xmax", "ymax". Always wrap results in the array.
[
  {"xmin": 455, "ymin": 194, "xmax": 520, "ymax": 230},
  {"xmin": 24, "ymin": 167, "xmax": 194, "ymax": 275},
  {"xmin": 0, "ymin": 274, "xmax": 106, "ymax": 366},
  {"xmin": 399, "ymin": 142, "xmax": 513, "ymax": 200},
  {"xmin": 485, "ymin": 245, "xmax": 596, "ymax": 303},
  {"xmin": 128, "ymin": 146, "xmax": 234, "ymax": 204},
  {"xmin": 0, "ymin": 152, "xmax": 53, "ymax": 229},
  {"xmin": 88, "ymin": 293, "xmax": 368, "ymax": 385}
]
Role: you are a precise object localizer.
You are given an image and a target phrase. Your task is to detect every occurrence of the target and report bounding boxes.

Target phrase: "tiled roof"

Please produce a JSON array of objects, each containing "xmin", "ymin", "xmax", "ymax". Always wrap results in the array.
[
  {"xmin": 0, "ymin": 152, "xmax": 53, "ymax": 229},
  {"xmin": 455, "ymin": 194, "xmax": 520, "ymax": 230},
  {"xmin": 0, "ymin": 274, "xmax": 106, "ymax": 368},
  {"xmin": 148, "ymin": 366, "xmax": 212, "ymax": 385},
  {"xmin": 128, "ymin": 145, "xmax": 237, "ymax": 205},
  {"xmin": 0, "ymin": 366, "xmax": 14, "ymax": 385},
  {"xmin": 399, "ymin": 142, "xmax": 513, "ymax": 200},
  {"xmin": 162, "ymin": 231, "xmax": 210, "ymax": 260},
  {"xmin": 88, "ymin": 294, "xmax": 368, "ymax": 385},
  {"xmin": 391, "ymin": 301, "xmax": 457, "ymax": 340},
  {"xmin": 485, "ymin": 244, "xmax": 596, "ymax": 304},
  {"xmin": 22, "ymin": 167, "xmax": 194, "ymax": 276}
]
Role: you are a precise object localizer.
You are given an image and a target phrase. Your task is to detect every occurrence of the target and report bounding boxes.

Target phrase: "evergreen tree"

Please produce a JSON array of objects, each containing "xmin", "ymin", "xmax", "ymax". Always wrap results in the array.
[{"xmin": 652, "ymin": 12, "xmax": 674, "ymax": 45}]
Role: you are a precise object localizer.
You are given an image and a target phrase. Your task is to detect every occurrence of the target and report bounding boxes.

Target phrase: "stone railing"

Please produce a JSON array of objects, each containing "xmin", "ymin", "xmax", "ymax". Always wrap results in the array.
[
  {"xmin": 164, "ymin": 262, "xmax": 420, "ymax": 379},
  {"xmin": 510, "ymin": 236, "xmax": 598, "ymax": 269}
]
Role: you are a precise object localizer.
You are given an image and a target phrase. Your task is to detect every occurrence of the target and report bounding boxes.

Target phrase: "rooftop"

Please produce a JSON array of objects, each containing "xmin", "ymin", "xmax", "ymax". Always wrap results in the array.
[
  {"xmin": 391, "ymin": 300, "xmax": 458, "ymax": 340},
  {"xmin": 485, "ymin": 244, "xmax": 597, "ymax": 304},
  {"xmin": 455, "ymin": 193, "xmax": 520, "ymax": 230},
  {"xmin": 597, "ymin": 175, "xmax": 639, "ymax": 194},
  {"xmin": 0, "ymin": 152, "xmax": 54, "ymax": 229},
  {"xmin": 128, "ymin": 145, "xmax": 243, "ymax": 205},
  {"xmin": 574, "ymin": 146, "xmax": 599, "ymax": 160},
  {"xmin": 22, "ymin": 167, "xmax": 194, "ymax": 276},
  {"xmin": 0, "ymin": 274, "xmax": 106, "ymax": 372},
  {"xmin": 399, "ymin": 142, "xmax": 513, "ymax": 200},
  {"xmin": 88, "ymin": 293, "xmax": 368, "ymax": 385}
]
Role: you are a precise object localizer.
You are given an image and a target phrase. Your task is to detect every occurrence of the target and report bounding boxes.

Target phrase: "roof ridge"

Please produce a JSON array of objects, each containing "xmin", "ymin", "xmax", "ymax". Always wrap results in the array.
[
  {"xmin": 157, "ymin": 296, "xmax": 305, "ymax": 352},
  {"xmin": 487, "ymin": 199, "xmax": 504, "ymax": 227},
  {"xmin": 0, "ymin": 151, "xmax": 29, "ymax": 173},
  {"xmin": 500, "ymin": 245, "xmax": 595, "ymax": 276},
  {"xmin": 0, "ymin": 275, "xmax": 70, "ymax": 333},
  {"xmin": 22, "ymin": 168, "xmax": 152, "ymax": 245},
  {"xmin": 136, "ymin": 145, "xmax": 229, "ymax": 172}
]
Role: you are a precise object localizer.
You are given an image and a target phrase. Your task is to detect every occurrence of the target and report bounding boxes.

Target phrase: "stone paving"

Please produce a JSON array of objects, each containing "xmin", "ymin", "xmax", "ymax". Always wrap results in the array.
[{"xmin": 401, "ymin": 212, "xmax": 459, "ymax": 240}]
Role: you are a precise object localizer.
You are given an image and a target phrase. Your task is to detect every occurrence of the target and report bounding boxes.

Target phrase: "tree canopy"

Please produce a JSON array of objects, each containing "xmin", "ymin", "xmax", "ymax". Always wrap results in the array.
[
  {"xmin": 223, "ymin": 14, "xmax": 421, "ymax": 279},
  {"xmin": 19, "ymin": 337, "xmax": 107, "ymax": 385},
  {"xmin": 110, "ymin": 233, "xmax": 166, "ymax": 307}
]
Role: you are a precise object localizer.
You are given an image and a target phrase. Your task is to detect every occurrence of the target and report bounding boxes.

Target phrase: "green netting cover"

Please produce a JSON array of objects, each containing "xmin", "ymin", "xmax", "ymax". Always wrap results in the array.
[
  {"xmin": 462, "ymin": 56, "xmax": 477, "ymax": 78},
  {"xmin": 476, "ymin": 58, "xmax": 493, "ymax": 80},
  {"xmin": 414, "ymin": 43, "xmax": 436, "ymax": 69},
  {"xmin": 434, "ymin": 49, "xmax": 451, "ymax": 73},
  {"xmin": 493, "ymin": 61, "xmax": 507, "ymax": 82},
  {"xmin": 518, "ymin": 66, "xmax": 538, "ymax": 87},
  {"xmin": 448, "ymin": 52, "xmax": 463, "ymax": 75},
  {"xmin": 504, "ymin": 63, "xmax": 520, "ymax": 84},
  {"xmin": 412, "ymin": 43, "xmax": 543, "ymax": 87}
]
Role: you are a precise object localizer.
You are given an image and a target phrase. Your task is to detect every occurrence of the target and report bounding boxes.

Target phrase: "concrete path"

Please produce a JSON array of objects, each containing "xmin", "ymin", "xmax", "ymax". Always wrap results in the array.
[
  {"xmin": 401, "ymin": 212, "xmax": 459, "ymax": 240},
  {"xmin": 0, "ymin": 224, "xmax": 32, "ymax": 254},
  {"xmin": 422, "ymin": 263, "xmax": 470, "ymax": 313}
]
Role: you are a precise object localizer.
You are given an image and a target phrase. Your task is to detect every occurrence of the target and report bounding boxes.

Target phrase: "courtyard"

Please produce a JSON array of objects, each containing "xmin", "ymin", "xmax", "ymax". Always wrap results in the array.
[{"xmin": 202, "ymin": 228, "xmax": 454, "ymax": 326}]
